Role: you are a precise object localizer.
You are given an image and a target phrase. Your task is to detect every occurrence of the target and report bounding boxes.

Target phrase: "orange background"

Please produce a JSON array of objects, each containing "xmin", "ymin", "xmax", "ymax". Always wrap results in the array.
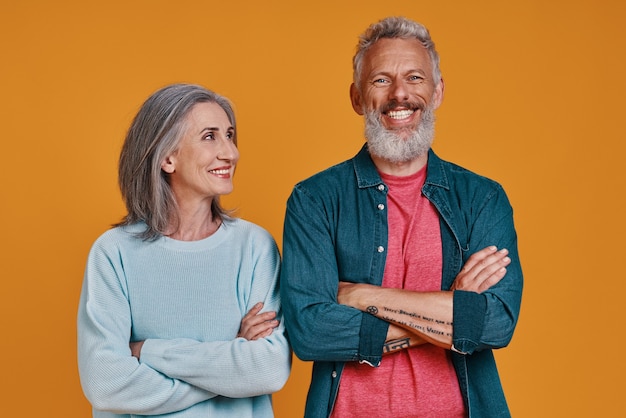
[{"xmin": 1, "ymin": 0, "xmax": 624, "ymax": 416}]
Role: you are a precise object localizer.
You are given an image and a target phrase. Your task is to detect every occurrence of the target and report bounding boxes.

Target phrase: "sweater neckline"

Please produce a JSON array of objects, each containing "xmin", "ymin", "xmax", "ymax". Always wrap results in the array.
[{"xmin": 157, "ymin": 218, "xmax": 231, "ymax": 251}]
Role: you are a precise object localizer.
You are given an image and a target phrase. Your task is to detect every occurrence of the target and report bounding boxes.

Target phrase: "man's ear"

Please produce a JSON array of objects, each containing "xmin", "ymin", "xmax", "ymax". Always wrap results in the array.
[
  {"xmin": 349, "ymin": 83, "xmax": 364, "ymax": 115},
  {"xmin": 161, "ymin": 155, "xmax": 176, "ymax": 174},
  {"xmin": 432, "ymin": 78, "xmax": 445, "ymax": 110}
]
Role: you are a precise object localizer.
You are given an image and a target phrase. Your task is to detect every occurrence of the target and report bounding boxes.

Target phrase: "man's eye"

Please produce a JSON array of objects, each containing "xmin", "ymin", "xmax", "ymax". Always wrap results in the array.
[
  {"xmin": 372, "ymin": 78, "xmax": 389, "ymax": 86},
  {"xmin": 408, "ymin": 75, "xmax": 424, "ymax": 82}
]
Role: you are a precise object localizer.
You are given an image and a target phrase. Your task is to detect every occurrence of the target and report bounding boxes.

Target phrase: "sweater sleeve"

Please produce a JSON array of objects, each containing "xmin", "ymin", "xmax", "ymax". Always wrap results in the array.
[
  {"xmin": 77, "ymin": 235, "xmax": 216, "ymax": 415},
  {"xmin": 138, "ymin": 229, "xmax": 292, "ymax": 397}
]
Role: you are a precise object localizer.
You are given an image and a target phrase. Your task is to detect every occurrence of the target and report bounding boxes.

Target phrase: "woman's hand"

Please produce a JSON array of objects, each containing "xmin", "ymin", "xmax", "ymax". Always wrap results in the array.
[
  {"xmin": 237, "ymin": 302, "xmax": 279, "ymax": 340},
  {"xmin": 129, "ymin": 340, "xmax": 144, "ymax": 360}
]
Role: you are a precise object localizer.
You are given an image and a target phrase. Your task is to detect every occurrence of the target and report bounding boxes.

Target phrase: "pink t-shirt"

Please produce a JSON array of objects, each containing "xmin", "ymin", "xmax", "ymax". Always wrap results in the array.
[{"xmin": 331, "ymin": 166, "xmax": 466, "ymax": 418}]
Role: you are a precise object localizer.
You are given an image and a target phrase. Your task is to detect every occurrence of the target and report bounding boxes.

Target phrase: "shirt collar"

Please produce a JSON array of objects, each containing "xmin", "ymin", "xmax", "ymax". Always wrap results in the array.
[
  {"xmin": 352, "ymin": 144, "xmax": 383, "ymax": 189},
  {"xmin": 425, "ymin": 148, "xmax": 450, "ymax": 190},
  {"xmin": 352, "ymin": 144, "xmax": 450, "ymax": 190}
]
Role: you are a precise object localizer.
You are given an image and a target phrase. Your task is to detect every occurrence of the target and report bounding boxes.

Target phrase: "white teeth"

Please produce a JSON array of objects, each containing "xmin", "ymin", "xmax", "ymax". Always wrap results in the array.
[
  {"xmin": 210, "ymin": 169, "xmax": 229, "ymax": 175},
  {"xmin": 387, "ymin": 110, "xmax": 414, "ymax": 120}
]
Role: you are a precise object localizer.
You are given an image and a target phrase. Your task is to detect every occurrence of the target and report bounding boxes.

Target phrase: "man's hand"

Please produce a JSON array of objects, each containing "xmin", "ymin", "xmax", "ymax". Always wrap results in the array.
[
  {"xmin": 337, "ymin": 246, "xmax": 511, "ymax": 350},
  {"xmin": 237, "ymin": 302, "xmax": 279, "ymax": 340},
  {"xmin": 338, "ymin": 246, "xmax": 510, "ymax": 307},
  {"xmin": 450, "ymin": 246, "xmax": 510, "ymax": 293},
  {"xmin": 383, "ymin": 324, "xmax": 428, "ymax": 355}
]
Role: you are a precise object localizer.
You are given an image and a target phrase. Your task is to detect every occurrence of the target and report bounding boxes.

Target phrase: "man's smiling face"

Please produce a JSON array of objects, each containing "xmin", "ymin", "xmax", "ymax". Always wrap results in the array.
[{"xmin": 350, "ymin": 37, "xmax": 443, "ymax": 140}]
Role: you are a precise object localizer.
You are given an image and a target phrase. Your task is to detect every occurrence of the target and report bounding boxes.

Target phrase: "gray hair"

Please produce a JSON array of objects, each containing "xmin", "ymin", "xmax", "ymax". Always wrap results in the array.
[
  {"xmin": 115, "ymin": 83, "xmax": 237, "ymax": 240},
  {"xmin": 353, "ymin": 16, "xmax": 441, "ymax": 88}
]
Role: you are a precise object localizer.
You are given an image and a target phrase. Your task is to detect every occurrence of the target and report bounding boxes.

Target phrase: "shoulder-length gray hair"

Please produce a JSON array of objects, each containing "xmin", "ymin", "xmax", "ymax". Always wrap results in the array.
[
  {"xmin": 115, "ymin": 83, "xmax": 237, "ymax": 240},
  {"xmin": 352, "ymin": 16, "xmax": 441, "ymax": 88}
]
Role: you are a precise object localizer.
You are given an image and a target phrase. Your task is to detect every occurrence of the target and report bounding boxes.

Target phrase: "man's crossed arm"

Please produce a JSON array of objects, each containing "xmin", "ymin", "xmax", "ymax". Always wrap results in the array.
[{"xmin": 337, "ymin": 246, "xmax": 511, "ymax": 353}]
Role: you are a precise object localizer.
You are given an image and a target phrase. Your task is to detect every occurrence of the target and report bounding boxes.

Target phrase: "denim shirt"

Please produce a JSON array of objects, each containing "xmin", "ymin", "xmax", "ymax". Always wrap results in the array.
[{"xmin": 281, "ymin": 145, "xmax": 523, "ymax": 418}]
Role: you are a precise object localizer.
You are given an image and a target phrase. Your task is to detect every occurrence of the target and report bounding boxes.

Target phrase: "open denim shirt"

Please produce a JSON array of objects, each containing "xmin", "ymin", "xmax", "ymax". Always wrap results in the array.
[{"xmin": 281, "ymin": 145, "xmax": 523, "ymax": 418}]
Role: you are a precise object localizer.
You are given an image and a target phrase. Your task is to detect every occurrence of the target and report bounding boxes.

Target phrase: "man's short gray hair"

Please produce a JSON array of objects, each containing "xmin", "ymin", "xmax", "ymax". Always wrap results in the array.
[{"xmin": 353, "ymin": 16, "xmax": 441, "ymax": 88}]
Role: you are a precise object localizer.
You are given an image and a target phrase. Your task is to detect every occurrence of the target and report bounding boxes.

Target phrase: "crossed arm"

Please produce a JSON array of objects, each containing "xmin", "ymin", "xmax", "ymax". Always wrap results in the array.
[
  {"xmin": 338, "ymin": 246, "xmax": 511, "ymax": 353},
  {"xmin": 79, "ymin": 233, "xmax": 290, "ymax": 414},
  {"xmin": 130, "ymin": 302, "xmax": 279, "ymax": 359}
]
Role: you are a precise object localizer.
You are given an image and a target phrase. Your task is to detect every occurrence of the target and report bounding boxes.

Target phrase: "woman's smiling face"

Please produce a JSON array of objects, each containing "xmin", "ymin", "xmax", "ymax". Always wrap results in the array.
[{"xmin": 161, "ymin": 101, "xmax": 239, "ymax": 204}]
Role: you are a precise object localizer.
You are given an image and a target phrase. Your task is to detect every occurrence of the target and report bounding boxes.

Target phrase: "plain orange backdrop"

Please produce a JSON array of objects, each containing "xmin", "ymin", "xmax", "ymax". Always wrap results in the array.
[{"xmin": 1, "ymin": 0, "xmax": 625, "ymax": 416}]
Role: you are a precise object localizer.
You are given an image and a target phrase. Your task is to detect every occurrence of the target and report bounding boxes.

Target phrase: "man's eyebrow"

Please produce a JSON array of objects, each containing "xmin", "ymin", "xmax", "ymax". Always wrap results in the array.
[{"xmin": 369, "ymin": 68, "xmax": 427, "ymax": 78}]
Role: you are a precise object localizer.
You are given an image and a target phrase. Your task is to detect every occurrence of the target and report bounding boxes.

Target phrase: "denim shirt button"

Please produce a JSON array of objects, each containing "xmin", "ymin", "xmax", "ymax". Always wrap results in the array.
[
  {"xmin": 377, "ymin": 204, "xmax": 385, "ymax": 210},
  {"xmin": 331, "ymin": 371, "xmax": 337, "ymax": 378},
  {"xmin": 377, "ymin": 184, "xmax": 385, "ymax": 191},
  {"xmin": 377, "ymin": 246, "xmax": 385, "ymax": 253}
]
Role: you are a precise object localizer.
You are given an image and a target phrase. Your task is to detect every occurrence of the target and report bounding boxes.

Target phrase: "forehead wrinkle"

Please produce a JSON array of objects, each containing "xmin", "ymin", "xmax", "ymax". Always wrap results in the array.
[
  {"xmin": 364, "ymin": 39, "xmax": 433, "ymax": 77},
  {"xmin": 369, "ymin": 66, "xmax": 428, "ymax": 79}
]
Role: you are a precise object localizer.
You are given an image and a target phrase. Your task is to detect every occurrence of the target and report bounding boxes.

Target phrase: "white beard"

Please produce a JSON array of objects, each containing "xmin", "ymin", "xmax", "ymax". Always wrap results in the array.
[{"xmin": 364, "ymin": 106, "xmax": 436, "ymax": 164}]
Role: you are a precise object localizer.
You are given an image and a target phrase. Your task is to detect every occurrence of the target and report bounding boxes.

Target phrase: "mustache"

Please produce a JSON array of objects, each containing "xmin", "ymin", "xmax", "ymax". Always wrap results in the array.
[{"xmin": 380, "ymin": 100, "xmax": 425, "ymax": 114}]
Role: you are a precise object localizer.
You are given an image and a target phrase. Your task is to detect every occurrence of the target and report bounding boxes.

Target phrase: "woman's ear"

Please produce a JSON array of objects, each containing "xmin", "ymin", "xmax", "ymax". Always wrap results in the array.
[{"xmin": 161, "ymin": 155, "xmax": 176, "ymax": 174}]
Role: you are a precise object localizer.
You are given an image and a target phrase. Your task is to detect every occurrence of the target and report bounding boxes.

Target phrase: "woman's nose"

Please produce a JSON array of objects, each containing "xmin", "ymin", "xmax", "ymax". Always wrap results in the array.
[{"xmin": 217, "ymin": 139, "xmax": 239, "ymax": 162}]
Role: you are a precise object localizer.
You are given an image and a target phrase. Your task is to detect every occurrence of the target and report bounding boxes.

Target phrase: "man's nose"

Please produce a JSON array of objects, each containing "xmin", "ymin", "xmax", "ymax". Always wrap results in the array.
[{"xmin": 388, "ymin": 79, "xmax": 409, "ymax": 102}]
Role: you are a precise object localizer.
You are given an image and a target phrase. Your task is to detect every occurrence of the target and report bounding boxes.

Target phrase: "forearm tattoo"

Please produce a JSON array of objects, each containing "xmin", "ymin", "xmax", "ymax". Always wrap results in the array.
[
  {"xmin": 384, "ymin": 337, "xmax": 410, "ymax": 353},
  {"xmin": 366, "ymin": 305, "xmax": 453, "ymax": 338}
]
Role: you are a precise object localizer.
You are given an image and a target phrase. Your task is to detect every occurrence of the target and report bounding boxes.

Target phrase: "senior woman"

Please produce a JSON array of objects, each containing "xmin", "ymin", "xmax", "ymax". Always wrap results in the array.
[{"xmin": 77, "ymin": 84, "xmax": 291, "ymax": 417}]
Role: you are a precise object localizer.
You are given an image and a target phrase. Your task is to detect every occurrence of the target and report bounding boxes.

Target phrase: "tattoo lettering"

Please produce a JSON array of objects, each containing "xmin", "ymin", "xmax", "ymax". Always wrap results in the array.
[
  {"xmin": 383, "ymin": 306, "xmax": 422, "ymax": 319},
  {"xmin": 380, "ymin": 306, "xmax": 453, "ymax": 338},
  {"xmin": 383, "ymin": 337, "xmax": 411, "ymax": 353}
]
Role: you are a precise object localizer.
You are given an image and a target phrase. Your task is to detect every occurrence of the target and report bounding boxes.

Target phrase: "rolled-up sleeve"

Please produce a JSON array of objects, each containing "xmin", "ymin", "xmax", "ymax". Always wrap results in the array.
[{"xmin": 452, "ymin": 185, "xmax": 523, "ymax": 354}]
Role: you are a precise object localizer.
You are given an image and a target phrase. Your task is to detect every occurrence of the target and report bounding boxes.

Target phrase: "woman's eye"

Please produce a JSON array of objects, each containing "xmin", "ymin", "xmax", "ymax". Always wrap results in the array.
[{"xmin": 204, "ymin": 133, "xmax": 215, "ymax": 140}]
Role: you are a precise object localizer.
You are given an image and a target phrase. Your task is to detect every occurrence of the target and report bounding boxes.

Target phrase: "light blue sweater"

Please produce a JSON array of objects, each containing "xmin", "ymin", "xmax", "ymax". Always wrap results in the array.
[{"xmin": 77, "ymin": 218, "xmax": 291, "ymax": 417}]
